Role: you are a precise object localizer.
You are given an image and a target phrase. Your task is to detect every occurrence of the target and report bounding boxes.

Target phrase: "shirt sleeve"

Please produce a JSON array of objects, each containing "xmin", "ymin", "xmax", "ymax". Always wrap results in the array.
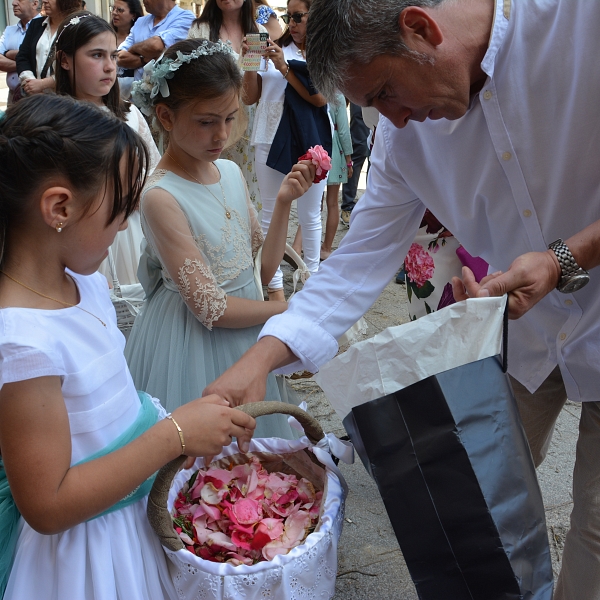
[
  {"xmin": 259, "ymin": 117, "xmax": 426, "ymax": 373},
  {"xmin": 335, "ymin": 100, "xmax": 353, "ymax": 157},
  {"xmin": 157, "ymin": 11, "xmax": 195, "ymax": 49},
  {"xmin": 140, "ymin": 185, "xmax": 228, "ymax": 330},
  {"xmin": 0, "ymin": 315, "xmax": 66, "ymax": 387},
  {"xmin": 118, "ymin": 26, "xmax": 136, "ymax": 51},
  {"xmin": 0, "ymin": 30, "xmax": 8, "ymax": 55}
]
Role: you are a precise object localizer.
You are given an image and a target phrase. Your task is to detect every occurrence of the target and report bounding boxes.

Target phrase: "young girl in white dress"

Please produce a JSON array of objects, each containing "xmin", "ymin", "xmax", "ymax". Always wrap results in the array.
[
  {"xmin": 0, "ymin": 93, "xmax": 256, "ymax": 600},
  {"xmin": 54, "ymin": 11, "xmax": 161, "ymax": 287},
  {"xmin": 126, "ymin": 39, "xmax": 315, "ymax": 437}
]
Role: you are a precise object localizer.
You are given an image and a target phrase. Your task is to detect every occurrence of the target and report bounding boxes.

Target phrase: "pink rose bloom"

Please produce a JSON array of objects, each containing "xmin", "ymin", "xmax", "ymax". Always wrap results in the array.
[
  {"xmin": 231, "ymin": 498, "xmax": 262, "ymax": 526},
  {"xmin": 298, "ymin": 145, "xmax": 332, "ymax": 183},
  {"xmin": 405, "ymin": 242, "xmax": 435, "ymax": 287}
]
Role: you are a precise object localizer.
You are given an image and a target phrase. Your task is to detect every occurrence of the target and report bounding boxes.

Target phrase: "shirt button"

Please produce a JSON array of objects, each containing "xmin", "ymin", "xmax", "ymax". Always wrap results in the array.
[
  {"xmin": 483, "ymin": 90, "xmax": 493, "ymax": 100},
  {"xmin": 523, "ymin": 210, "xmax": 532, "ymax": 217},
  {"xmin": 565, "ymin": 299, "xmax": 573, "ymax": 306},
  {"xmin": 560, "ymin": 333, "xmax": 567, "ymax": 341},
  {"xmin": 502, "ymin": 152, "xmax": 512, "ymax": 161}
]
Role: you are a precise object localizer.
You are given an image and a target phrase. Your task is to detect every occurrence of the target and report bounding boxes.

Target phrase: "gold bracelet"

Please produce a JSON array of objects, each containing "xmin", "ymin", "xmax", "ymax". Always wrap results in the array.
[
  {"xmin": 282, "ymin": 64, "xmax": 290, "ymax": 79},
  {"xmin": 166, "ymin": 414, "xmax": 185, "ymax": 455}
]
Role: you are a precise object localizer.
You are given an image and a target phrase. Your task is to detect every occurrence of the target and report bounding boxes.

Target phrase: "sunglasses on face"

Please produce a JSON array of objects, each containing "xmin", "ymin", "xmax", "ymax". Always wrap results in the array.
[
  {"xmin": 110, "ymin": 5, "xmax": 126, "ymax": 13},
  {"xmin": 280, "ymin": 11, "xmax": 308, "ymax": 25}
]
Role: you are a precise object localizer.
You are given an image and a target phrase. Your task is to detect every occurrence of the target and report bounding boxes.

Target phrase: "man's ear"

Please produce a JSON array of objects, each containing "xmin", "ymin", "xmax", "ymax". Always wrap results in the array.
[{"xmin": 398, "ymin": 6, "xmax": 443, "ymax": 51}]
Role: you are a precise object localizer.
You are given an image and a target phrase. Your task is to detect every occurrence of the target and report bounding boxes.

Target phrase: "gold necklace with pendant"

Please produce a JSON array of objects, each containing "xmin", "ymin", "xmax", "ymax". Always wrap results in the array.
[{"xmin": 165, "ymin": 152, "xmax": 232, "ymax": 219}]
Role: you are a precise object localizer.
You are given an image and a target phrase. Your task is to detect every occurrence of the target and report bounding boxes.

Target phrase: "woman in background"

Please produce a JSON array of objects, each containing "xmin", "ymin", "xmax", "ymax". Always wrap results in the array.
[
  {"xmin": 111, "ymin": 0, "xmax": 143, "ymax": 98},
  {"xmin": 16, "ymin": 0, "xmax": 81, "ymax": 95}
]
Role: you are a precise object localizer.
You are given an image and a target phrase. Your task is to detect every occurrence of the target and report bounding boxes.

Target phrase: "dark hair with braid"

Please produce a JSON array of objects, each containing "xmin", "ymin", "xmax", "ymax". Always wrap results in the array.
[
  {"xmin": 193, "ymin": 0, "xmax": 258, "ymax": 41},
  {"xmin": 55, "ymin": 12, "xmax": 129, "ymax": 120},
  {"xmin": 0, "ymin": 94, "xmax": 148, "ymax": 267}
]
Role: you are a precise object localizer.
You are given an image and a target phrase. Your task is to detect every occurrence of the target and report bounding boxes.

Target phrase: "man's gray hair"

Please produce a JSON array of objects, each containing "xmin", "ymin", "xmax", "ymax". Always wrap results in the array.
[{"xmin": 306, "ymin": 0, "xmax": 445, "ymax": 101}]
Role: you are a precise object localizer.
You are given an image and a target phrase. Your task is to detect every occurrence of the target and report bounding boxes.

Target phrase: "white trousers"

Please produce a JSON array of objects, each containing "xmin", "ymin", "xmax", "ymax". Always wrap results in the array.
[{"xmin": 255, "ymin": 143, "xmax": 325, "ymax": 290}]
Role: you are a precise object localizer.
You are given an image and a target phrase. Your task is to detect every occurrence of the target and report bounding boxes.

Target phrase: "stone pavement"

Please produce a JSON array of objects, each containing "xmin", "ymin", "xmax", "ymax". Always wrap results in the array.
[{"xmin": 283, "ymin": 197, "xmax": 576, "ymax": 599}]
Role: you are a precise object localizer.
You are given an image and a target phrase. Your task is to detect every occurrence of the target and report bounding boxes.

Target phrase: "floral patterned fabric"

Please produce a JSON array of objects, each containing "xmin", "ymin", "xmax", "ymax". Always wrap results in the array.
[
  {"xmin": 404, "ymin": 212, "xmax": 462, "ymax": 320},
  {"xmin": 404, "ymin": 211, "xmax": 489, "ymax": 320}
]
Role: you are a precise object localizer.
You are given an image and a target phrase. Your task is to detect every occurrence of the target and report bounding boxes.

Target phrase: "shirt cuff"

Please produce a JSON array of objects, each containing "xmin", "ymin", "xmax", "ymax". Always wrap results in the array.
[
  {"xmin": 19, "ymin": 70, "xmax": 34, "ymax": 81},
  {"xmin": 258, "ymin": 313, "xmax": 339, "ymax": 375}
]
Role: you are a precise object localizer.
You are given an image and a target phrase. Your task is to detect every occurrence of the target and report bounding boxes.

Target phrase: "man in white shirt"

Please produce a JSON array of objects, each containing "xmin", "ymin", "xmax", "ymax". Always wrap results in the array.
[
  {"xmin": 0, "ymin": 0, "xmax": 39, "ymax": 105},
  {"xmin": 205, "ymin": 1, "xmax": 600, "ymax": 596},
  {"xmin": 117, "ymin": 0, "xmax": 194, "ymax": 80}
]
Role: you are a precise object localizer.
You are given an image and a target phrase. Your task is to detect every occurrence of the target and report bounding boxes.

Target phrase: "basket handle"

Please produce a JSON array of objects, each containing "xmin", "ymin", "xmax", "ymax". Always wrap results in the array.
[
  {"xmin": 235, "ymin": 401, "xmax": 324, "ymax": 445},
  {"xmin": 147, "ymin": 454, "xmax": 187, "ymax": 551}
]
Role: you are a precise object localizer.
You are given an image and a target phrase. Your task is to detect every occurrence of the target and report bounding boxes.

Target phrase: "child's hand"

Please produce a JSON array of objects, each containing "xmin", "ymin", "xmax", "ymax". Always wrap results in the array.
[
  {"xmin": 170, "ymin": 395, "xmax": 256, "ymax": 457},
  {"xmin": 276, "ymin": 162, "xmax": 315, "ymax": 204}
]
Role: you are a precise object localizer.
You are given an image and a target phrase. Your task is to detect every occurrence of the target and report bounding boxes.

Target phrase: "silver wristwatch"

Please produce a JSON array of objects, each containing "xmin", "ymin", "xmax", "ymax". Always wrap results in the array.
[{"xmin": 548, "ymin": 238, "xmax": 590, "ymax": 293}]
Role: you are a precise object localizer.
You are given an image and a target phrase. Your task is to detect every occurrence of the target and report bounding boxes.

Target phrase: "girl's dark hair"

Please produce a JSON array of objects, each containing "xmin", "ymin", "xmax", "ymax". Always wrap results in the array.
[
  {"xmin": 112, "ymin": 0, "xmax": 143, "ymax": 31},
  {"xmin": 278, "ymin": 0, "xmax": 310, "ymax": 47},
  {"xmin": 55, "ymin": 12, "xmax": 129, "ymax": 120},
  {"xmin": 193, "ymin": 0, "xmax": 258, "ymax": 41},
  {"xmin": 152, "ymin": 38, "xmax": 242, "ymax": 112},
  {"xmin": 56, "ymin": 0, "xmax": 84, "ymax": 15},
  {"xmin": 0, "ymin": 94, "xmax": 148, "ymax": 266}
]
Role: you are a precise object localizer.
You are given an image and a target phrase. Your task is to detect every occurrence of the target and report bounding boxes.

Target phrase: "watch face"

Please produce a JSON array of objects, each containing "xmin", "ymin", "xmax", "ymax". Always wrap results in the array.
[{"xmin": 559, "ymin": 274, "xmax": 590, "ymax": 293}]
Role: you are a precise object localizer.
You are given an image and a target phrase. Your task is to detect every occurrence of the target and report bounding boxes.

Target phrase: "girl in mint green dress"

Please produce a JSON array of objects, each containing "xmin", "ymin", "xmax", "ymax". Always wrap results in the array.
[{"xmin": 125, "ymin": 39, "xmax": 315, "ymax": 438}]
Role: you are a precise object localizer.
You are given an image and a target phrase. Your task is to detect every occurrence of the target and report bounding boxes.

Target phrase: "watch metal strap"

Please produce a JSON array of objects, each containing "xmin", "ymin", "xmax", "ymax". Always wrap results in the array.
[{"xmin": 548, "ymin": 238, "xmax": 588, "ymax": 280}]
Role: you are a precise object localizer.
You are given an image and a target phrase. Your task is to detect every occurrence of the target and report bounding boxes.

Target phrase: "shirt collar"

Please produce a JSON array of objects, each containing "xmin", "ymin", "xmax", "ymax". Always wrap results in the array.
[{"xmin": 480, "ymin": 0, "xmax": 511, "ymax": 79}]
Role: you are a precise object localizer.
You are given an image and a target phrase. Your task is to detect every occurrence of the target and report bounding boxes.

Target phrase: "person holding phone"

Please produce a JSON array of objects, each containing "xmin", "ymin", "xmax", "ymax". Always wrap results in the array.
[
  {"xmin": 243, "ymin": 0, "xmax": 331, "ymax": 301},
  {"xmin": 188, "ymin": 0, "xmax": 267, "ymax": 213}
]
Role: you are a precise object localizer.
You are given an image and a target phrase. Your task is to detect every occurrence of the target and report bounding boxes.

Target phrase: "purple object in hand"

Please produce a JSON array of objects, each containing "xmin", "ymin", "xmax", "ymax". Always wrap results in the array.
[{"xmin": 456, "ymin": 247, "xmax": 489, "ymax": 283}]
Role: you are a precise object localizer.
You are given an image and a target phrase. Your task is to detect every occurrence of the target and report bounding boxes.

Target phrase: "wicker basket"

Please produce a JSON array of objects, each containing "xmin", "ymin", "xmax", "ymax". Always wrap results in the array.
[
  {"xmin": 106, "ymin": 248, "xmax": 144, "ymax": 335},
  {"xmin": 147, "ymin": 402, "xmax": 347, "ymax": 600}
]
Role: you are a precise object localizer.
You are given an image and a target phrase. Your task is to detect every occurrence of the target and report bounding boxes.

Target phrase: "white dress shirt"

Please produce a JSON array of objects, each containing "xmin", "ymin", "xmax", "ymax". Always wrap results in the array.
[{"xmin": 260, "ymin": 0, "xmax": 600, "ymax": 403}]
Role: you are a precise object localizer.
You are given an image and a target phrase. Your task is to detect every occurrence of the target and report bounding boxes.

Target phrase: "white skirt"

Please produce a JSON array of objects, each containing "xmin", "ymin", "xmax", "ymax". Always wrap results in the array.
[{"xmin": 5, "ymin": 497, "xmax": 177, "ymax": 600}]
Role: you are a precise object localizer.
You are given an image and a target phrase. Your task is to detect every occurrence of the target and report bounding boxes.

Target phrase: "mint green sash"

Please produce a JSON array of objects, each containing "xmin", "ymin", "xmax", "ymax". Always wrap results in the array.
[
  {"xmin": 76, "ymin": 391, "xmax": 159, "ymax": 519},
  {"xmin": 0, "ymin": 391, "xmax": 159, "ymax": 598}
]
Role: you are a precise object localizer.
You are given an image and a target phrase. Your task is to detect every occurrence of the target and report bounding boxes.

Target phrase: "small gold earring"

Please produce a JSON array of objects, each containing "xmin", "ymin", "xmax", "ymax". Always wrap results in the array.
[{"xmin": 55, "ymin": 222, "xmax": 64, "ymax": 233}]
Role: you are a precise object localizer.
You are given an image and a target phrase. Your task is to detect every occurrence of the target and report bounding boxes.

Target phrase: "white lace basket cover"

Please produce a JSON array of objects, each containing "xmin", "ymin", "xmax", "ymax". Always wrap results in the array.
[{"xmin": 157, "ymin": 403, "xmax": 351, "ymax": 600}]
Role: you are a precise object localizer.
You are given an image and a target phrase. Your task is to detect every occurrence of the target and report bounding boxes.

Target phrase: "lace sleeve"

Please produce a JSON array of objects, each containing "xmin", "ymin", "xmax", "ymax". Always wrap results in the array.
[{"xmin": 140, "ymin": 185, "xmax": 227, "ymax": 330}]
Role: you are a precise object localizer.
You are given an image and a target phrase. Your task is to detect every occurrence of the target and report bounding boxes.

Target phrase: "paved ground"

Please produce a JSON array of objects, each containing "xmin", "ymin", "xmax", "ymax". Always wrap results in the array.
[{"xmin": 284, "ymin": 195, "xmax": 575, "ymax": 599}]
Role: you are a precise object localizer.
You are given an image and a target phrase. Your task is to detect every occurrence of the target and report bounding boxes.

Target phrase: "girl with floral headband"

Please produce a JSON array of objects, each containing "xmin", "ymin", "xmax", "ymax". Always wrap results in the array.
[
  {"xmin": 55, "ymin": 11, "xmax": 161, "ymax": 288},
  {"xmin": 0, "ymin": 93, "xmax": 255, "ymax": 600},
  {"xmin": 126, "ymin": 38, "xmax": 315, "ymax": 437}
]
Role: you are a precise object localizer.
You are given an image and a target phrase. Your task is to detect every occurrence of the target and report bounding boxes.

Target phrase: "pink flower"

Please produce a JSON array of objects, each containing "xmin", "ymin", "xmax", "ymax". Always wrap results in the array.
[
  {"xmin": 298, "ymin": 145, "xmax": 332, "ymax": 183},
  {"xmin": 405, "ymin": 243, "xmax": 435, "ymax": 287},
  {"xmin": 231, "ymin": 498, "xmax": 262, "ymax": 526}
]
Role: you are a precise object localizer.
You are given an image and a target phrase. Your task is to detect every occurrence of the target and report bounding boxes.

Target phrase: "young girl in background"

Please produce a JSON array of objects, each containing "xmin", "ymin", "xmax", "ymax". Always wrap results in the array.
[
  {"xmin": 0, "ymin": 94, "xmax": 255, "ymax": 600},
  {"xmin": 55, "ymin": 12, "xmax": 160, "ymax": 286},
  {"xmin": 126, "ymin": 39, "xmax": 314, "ymax": 437}
]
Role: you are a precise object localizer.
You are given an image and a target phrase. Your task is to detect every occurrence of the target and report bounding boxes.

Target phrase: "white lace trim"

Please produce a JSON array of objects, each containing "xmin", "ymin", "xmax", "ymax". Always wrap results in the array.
[
  {"xmin": 251, "ymin": 101, "xmax": 284, "ymax": 145},
  {"xmin": 178, "ymin": 258, "xmax": 227, "ymax": 330}
]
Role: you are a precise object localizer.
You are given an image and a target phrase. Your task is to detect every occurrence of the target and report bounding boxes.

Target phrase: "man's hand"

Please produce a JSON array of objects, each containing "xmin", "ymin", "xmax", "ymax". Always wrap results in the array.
[
  {"xmin": 204, "ymin": 337, "xmax": 297, "ymax": 407},
  {"xmin": 451, "ymin": 250, "xmax": 561, "ymax": 319}
]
